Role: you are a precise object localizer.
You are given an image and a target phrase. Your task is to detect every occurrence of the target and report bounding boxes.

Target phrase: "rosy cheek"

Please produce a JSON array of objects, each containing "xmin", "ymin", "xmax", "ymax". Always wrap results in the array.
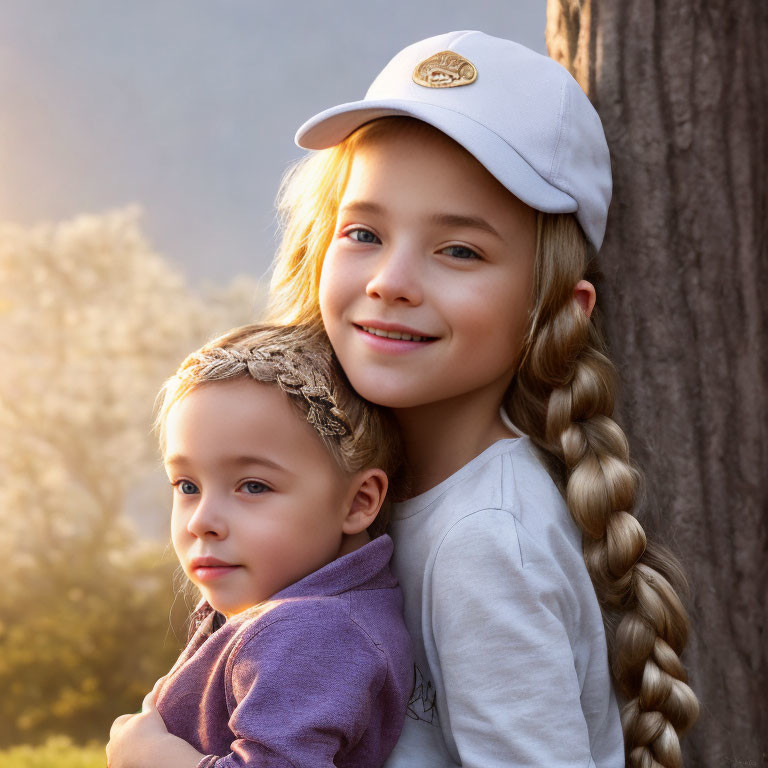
[
  {"xmin": 318, "ymin": 255, "xmax": 336, "ymax": 309},
  {"xmin": 319, "ymin": 263, "xmax": 348, "ymax": 325}
]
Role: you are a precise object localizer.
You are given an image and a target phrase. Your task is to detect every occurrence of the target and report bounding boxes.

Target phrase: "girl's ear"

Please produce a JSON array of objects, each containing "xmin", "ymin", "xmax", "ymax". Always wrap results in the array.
[
  {"xmin": 342, "ymin": 469, "xmax": 389, "ymax": 535},
  {"xmin": 574, "ymin": 279, "xmax": 596, "ymax": 318}
]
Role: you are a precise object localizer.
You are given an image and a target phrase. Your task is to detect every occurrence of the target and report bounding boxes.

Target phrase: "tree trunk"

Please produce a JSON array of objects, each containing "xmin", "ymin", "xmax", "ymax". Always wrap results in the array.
[{"xmin": 546, "ymin": 1, "xmax": 768, "ymax": 765}]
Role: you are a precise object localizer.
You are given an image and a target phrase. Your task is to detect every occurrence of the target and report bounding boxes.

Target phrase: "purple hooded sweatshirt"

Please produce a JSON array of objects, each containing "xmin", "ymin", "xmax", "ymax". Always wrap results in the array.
[{"xmin": 156, "ymin": 535, "xmax": 412, "ymax": 768}]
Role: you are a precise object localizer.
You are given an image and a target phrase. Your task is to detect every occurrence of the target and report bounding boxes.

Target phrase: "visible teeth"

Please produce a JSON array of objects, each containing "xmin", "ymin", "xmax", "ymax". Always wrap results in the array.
[{"xmin": 361, "ymin": 326, "xmax": 428, "ymax": 342}]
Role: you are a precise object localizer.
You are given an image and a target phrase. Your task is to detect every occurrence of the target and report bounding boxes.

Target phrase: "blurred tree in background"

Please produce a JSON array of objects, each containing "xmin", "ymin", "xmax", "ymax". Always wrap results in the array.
[{"xmin": 0, "ymin": 208, "xmax": 262, "ymax": 746}]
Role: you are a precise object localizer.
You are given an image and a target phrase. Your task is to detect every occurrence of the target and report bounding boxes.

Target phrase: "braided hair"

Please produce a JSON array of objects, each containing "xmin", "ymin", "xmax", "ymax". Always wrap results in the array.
[{"xmin": 507, "ymin": 213, "xmax": 699, "ymax": 767}]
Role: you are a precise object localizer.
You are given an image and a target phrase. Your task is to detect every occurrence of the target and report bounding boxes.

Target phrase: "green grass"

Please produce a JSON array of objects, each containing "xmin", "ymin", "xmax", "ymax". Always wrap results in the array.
[{"xmin": 0, "ymin": 737, "xmax": 104, "ymax": 768}]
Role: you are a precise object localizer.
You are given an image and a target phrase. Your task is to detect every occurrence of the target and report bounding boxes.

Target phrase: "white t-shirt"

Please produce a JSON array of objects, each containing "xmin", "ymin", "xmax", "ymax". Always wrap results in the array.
[{"xmin": 384, "ymin": 437, "xmax": 625, "ymax": 768}]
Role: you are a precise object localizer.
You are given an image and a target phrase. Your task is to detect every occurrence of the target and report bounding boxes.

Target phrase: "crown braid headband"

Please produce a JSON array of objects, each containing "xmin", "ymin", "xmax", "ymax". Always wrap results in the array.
[{"xmin": 179, "ymin": 346, "xmax": 352, "ymax": 439}]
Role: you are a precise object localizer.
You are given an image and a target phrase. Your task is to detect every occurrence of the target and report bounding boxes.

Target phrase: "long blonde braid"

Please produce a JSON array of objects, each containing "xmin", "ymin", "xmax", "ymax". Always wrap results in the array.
[{"xmin": 508, "ymin": 213, "xmax": 699, "ymax": 767}]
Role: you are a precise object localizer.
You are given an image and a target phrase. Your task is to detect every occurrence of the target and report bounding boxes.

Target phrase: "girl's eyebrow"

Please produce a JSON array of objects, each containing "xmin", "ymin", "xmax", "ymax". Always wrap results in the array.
[
  {"xmin": 338, "ymin": 200, "xmax": 383, "ymax": 216},
  {"xmin": 430, "ymin": 213, "xmax": 501, "ymax": 239},
  {"xmin": 339, "ymin": 200, "xmax": 501, "ymax": 239},
  {"xmin": 164, "ymin": 454, "xmax": 288, "ymax": 473},
  {"xmin": 226, "ymin": 455, "xmax": 288, "ymax": 472}
]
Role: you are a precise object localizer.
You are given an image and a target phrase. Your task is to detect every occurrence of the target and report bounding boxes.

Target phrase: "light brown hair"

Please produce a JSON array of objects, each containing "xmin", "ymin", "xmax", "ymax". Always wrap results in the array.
[
  {"xmin": 156, "ymin": 323, "xmax": 404, "ymax": 536},
  {"xmin": 266, "ymin": 117, "xmax": 699, "ymax": 766}
]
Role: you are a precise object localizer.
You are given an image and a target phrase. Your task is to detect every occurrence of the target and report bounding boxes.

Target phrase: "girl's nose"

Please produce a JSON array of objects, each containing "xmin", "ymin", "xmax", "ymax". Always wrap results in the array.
[
  {"xmin": 186, "ymin": 497, "xmax": 228, "ymax": 539},
  {"xmin": 365, "ymin": 247, "xmax": 423, "ymax": 305}
]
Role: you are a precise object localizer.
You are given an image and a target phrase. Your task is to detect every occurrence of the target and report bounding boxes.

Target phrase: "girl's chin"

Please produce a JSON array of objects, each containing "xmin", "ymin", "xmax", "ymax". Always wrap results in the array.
[{"xmin": 346, "ymin": 380, "xmax": 444, "ymax": 411}]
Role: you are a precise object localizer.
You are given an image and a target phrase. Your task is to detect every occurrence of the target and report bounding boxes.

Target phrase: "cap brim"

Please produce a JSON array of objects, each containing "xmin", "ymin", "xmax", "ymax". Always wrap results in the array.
[{"xmin": 296, "ymin": 99, "xmax": 577, "ymax": 215}]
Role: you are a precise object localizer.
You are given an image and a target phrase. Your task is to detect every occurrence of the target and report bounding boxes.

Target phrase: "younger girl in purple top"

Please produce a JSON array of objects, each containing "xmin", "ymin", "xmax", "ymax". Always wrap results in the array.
[{"xmin": 107, "ymin": 324, "xmax": 411, "ymax": 768}]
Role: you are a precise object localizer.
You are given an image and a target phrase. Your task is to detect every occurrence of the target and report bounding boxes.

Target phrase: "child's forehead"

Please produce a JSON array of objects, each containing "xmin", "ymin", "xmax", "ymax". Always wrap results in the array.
[
  {"xmin": 351, "ymin": 117, "xmax": 462, "ymax": 159},
  {"xmin": 164, "ymin": 379, "xmax": 348, "ymax": 476},
  {"xmin": 168, "ymin": 379, "xmax": 323, "ymax": 448},
  {"xmin": 341, "ymin": 124, "xmax": 532, "ymax": 232},
  {"xmin": 345, "ymin": 121, "xmax": 501, "ymax": 190}
]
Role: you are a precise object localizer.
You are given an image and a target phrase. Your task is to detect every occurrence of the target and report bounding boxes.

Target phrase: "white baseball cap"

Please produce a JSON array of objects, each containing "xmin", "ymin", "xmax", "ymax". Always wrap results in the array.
[{"xmin": 296, "ymin": 30, "xmax": 612, "ymax": 250}]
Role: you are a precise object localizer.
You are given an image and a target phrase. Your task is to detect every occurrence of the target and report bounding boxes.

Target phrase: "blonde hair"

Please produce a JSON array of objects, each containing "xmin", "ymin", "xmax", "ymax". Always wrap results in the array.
[
  {"xmin": 156, "ymin": 324, "xmax": 403, "ymax": 536},
  {"xmin": 267, "ymin": 118, "xmax": 699, "ymax": 765}
]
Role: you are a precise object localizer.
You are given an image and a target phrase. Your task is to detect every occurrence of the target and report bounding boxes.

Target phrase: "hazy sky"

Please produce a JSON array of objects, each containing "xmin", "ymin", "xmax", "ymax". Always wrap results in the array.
[{"xmin": 0, "ymin": 1, "xmax": 547, "ymax": 284}]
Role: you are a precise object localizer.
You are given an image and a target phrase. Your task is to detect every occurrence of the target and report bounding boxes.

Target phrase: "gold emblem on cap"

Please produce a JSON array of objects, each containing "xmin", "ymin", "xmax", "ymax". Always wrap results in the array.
[{"xmin": 413, "ymin": 51, "xmax": 477, "ymax": 88}]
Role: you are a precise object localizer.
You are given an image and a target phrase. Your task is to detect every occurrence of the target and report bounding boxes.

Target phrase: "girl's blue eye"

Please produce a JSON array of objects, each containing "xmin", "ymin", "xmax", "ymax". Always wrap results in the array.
[
  {"xmin": 442, "ymin": 245, "xmax": 480, "ymax": 260},
  {"xmin": 240, "ymin": 481, "xmax": 269, "ymax": 495},
  {"xmin": 347, "ymin": 228, "xmax": 380, "ymax": 244},
  {"xmin": 177, "ymin": 480, "xmax": 199, "ymax": 495}
]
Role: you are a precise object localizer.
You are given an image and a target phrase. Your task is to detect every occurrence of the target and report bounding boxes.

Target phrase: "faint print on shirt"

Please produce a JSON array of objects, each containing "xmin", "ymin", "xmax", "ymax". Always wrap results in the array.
[{"xmin": 406, "ymin": 664, "xmax": 438, "ymax": 725}]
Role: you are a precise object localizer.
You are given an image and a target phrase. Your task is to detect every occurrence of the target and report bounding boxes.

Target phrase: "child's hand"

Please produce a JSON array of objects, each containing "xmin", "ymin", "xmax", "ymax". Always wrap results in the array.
[
  {"xmin": 106, "ymin": 678, "xmax": 204, "ymax": 768},
  {"xmin": 107, "ymin": 678, "xmax": 167, "ymax": 767}
]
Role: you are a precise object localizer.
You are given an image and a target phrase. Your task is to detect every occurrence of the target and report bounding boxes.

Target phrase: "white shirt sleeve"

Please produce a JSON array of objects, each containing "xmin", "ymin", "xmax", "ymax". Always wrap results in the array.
[{"xmin": 430, "ymin": 507, "xmax": 596, "ymax": 768}]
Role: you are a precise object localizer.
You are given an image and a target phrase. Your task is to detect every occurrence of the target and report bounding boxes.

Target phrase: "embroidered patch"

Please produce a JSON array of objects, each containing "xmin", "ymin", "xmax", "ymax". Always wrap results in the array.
[{"xmin": 412, "ymin": 51, "xmax": 477, "ymax": 88}]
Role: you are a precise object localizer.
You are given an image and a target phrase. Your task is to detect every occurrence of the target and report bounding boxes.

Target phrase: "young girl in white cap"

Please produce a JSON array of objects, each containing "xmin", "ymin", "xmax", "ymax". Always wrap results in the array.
[{"xmin": 108, "ymin": 31, "xmax": 699, "ymax": 768}]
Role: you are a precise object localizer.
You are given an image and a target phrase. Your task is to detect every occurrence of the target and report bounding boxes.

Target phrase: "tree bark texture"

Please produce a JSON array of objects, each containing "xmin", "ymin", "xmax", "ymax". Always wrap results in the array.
[{"xmin": 547, "ymin": 1, "xmax": 767, "ymax": 765}]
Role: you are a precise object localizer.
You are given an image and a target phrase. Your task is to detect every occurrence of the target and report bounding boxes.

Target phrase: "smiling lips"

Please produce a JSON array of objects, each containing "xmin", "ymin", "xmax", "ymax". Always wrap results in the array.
[
  {"xmin": 356, "ymin": 323, "xmax": 437, "ymax": 344},
  {"xmin": 189, "ymin": 556, "xmax": 241, "ymax": 582}
]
